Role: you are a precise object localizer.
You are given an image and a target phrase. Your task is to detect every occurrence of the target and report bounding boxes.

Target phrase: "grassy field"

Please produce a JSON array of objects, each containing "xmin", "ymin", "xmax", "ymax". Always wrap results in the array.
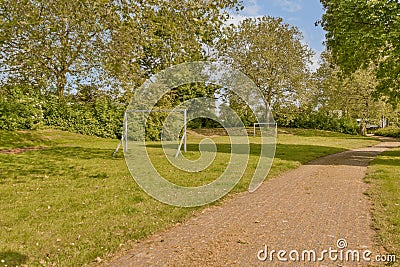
[
  {"xmin": 365, "ymin": 147, "xmax": 400, "ymax": 265},
  {"xmin": 0, "ymin": 128, "xmax": 379, "ymax": 266}
]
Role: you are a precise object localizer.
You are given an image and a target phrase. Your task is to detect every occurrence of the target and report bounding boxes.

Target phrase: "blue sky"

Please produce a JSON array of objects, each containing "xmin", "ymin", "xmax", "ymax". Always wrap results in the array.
[{"xmin": 229, "ymin": 0, "xmax": 327, "ymax": 70}]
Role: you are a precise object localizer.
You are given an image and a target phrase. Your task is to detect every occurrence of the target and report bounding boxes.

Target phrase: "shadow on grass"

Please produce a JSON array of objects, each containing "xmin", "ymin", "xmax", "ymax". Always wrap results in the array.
[
  {"xmin": 0, "ymin": 130, "xmax": 53, "ymax": 150},
  {"xmin": 369, "ymin": 149, "xmax": 400, "ymax": 167},
  {"xmin": 38, "ymin": 146, "xmax": 115, "ymax": 159},
  {"xmin": 1, "ymin": 145, "xmax": 117, "ymax": 160},
  {"xmin": 305, "ymin": 150, "xmax": 381, "ymax": 167},
  {"xmin": 0, "ymin": 251, "xmax": 28, "ymax": 266},
  {"xmin": 0, "ymin": 146, "xmax": 120, "ymax": 180},
  {"xmin": 147, "ymin": 142, "xmax": 398, "ymax": 168},
  {"xmin": 147, "ymin": 143, "xmax": 346, "ymax": 165}
]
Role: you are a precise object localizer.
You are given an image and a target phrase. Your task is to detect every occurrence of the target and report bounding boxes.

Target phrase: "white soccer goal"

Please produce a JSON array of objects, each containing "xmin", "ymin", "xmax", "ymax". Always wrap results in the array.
[
  {"xmin": 253, "ymin": 122, "xmax": 277, "ymax": 137},
  {"xmin": 113, "ymin": 109, "xmax": 187, "ymax": 158}
]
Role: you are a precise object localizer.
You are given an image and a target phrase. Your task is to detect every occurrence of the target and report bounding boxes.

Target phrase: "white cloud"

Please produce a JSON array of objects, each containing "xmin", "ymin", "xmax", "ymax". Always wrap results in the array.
[
  {"xmin": 225, "ymin": 0, "xmax": 262, "ymax": 26},
  {"xmin": 226, "ymin": 14, "xmax": 249, "ymax": 26},
  {"xmin": 226, "ymin": 13, "xmax": 263, "ymax": 26},
  {"xmin": 242, "ymin": 0, "xmax": 262, "ymax": 16},
  {"xmin": 273, "ymin": 0, "xmax": 303, "ymax": 13}
]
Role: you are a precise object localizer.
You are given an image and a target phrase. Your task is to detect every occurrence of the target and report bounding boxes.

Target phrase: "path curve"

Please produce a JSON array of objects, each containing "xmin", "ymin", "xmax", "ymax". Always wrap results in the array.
[{"xmin": 108, "ymin": 137, "xmax": 400, "ymax": 266}]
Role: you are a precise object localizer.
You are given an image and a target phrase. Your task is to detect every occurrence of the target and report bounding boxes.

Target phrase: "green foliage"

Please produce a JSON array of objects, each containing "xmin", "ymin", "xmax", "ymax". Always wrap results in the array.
[
  {"xmin": 0, "ymin": 0, "xmax": 241, "ymax": 97},
  {"xmin": 0, "ymin": 0, "xmax": 120, "ymax": 97},
  {"xmin": 320, "ymin": 62, "xmax": 381, "ymax": 120},
  {"xmin": 225, "ymin": 96, "xmax": 257, "ymax": 127},
  {"xmin": 219, "ymin": 16, "xmax": 313, "ymax": 108},
  {"xmin": 43, "ymin": 96, "xmax": 125, "ymax": 139},
  {"xmin": 311, "ymin": 52, "xmax": 395, "ymax": 136},
  {"xmin": 276, "ymin": 111, "xmax": 360, "ymax": 135},
  {"xmin": 137, "ymin": 82, "xmax": 220, "ymax": 141},
  {"xmin": 0, "ymin": 85, "xmax": 43, "ymax": 130},
  {"xmin": 144, "ymin": 112, "xmax": 171, "ymax": 141},
  {"xmin": 126, "ymin": 111, "xmax": 185, "ymax": 142},
  {"xmin": 320, "ymin": 0, "xmax": 400, "ymax": 103},
  {"xmin": 0, "ymin": 84, "xmax": 125, "ymax": 139},
  {"xmin": 187, "ymin": 118, "xmax": 221, "ymax": 129},
  {"xmin": 375, "ymin": 127, "xmax": 400, "ymax": 138}
]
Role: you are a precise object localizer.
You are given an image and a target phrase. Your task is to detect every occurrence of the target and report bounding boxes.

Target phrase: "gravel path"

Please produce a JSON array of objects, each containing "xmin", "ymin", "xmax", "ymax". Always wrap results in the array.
[{"xmin": 108, "ymin": 137, "xmax": 400, "ymax": 266}]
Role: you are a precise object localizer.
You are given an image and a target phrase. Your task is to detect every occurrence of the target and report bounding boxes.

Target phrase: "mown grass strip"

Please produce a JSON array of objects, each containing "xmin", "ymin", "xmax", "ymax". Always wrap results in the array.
[{"xmin": 365, "ymin": 147, "xmax": 400, "ymax": 264}]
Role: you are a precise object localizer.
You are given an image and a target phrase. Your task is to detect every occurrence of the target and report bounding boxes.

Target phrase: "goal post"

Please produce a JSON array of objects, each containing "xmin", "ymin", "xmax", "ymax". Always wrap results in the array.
[{"xmin": 113, "ymin": 109, "xmax": 187, "ymax": 157}]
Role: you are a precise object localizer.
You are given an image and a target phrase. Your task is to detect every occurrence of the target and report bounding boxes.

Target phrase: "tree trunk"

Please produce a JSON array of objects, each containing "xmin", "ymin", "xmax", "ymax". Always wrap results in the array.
[
  {"xmin": 263, "ymin": 92, "xmax": 273, "ymax": 123},
  {"xmin": 56, "ymin": 73, "xmax": 66, "ymax": 98}
]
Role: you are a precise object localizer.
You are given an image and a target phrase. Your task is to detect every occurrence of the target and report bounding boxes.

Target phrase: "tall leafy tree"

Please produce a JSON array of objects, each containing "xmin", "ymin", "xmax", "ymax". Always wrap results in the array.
[
  {"xmin": 219, "ymin": 17, "xmax": 313, "ymax": 110},
  {"xmin": 133, "ymin": 0, "xmax": 242, "ymax": 105},
  {"xmin": 0, "ymin": 0, "xmax": 127, "ymax": 97},
  {"xmin": 0, "ymin": 0, "xmax": 242, "ymax": 99},
  {"xmin": 319, "ymin": 0, "xmax": 400, "ymax": 104},
  {"xmin": 315, "ymin": 52, "xmax": 391, "ymax": 134},
  {"xmin": 138, "ymin": 0, "xmax": 240, "ymax": 74}
]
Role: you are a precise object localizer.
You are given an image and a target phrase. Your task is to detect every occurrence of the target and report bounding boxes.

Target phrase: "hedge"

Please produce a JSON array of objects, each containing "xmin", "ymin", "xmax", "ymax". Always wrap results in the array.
[{"xmin": 375, "ymin": 127, "xmax": 400, "ymax": 138}]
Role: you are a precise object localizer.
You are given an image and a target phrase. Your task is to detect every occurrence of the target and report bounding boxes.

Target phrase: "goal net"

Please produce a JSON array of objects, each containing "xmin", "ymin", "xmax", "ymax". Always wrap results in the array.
[{"xmin": 121, "ymin": 109, "xmax": 187, "ymax": 157}]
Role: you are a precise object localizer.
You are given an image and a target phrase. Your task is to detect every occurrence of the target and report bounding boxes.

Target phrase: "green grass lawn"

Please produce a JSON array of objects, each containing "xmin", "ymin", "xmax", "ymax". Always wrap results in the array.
[
  {"xmin": 0, "ymin": 128, "xmax": 379, "ymax": 266},
  {"xmin": 365, "ymin": 147, "xmax": 400, "ymax": 265}
]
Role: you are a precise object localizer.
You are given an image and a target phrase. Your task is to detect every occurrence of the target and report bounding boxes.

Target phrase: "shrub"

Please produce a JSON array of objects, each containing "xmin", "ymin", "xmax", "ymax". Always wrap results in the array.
[
  {"xmin": 276, "ymin": 111, "xmax": 359, "ymax": 135},
  {"xmin": 0, "ymin": 85, "xmax": 43, "ymax": 130},
  {"xmin": 1, "ymin": 85, "xmax": 124, "ymax": 138},
  {"xmin": 42, "ymin": 96, "xmax": 125, "ymax": 139},
  {"xmin": 375, "ymin": 127, "xmax": 400, "ymax": 138}
]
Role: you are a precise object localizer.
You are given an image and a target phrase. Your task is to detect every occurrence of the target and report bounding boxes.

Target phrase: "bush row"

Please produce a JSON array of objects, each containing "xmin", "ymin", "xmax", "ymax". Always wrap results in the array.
[
  {"xmin": 0, "ymin": 91, "xmax": 125, "ymax": 139},
  {"xmin": 1, "ymin": 86, "xmax": 363, "ymax": 138},
  {"xmin": 44, "ymin": 97, "xmax": 125, "ymax": 139},
  {"xmin": 374, "ymin": 127, "xmax": 400, "ymax": 138},
  {"xmin": 276, "ymin": 111, "xmax": 360, "ymax": 135},
  {"xmin": 0, "ymin": 93, "xmax": 44, "ymax": 130}
]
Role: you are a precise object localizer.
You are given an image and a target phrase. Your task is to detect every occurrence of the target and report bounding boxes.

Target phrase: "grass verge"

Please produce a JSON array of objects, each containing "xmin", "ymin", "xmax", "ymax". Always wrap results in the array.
[
  {"xmin": 365, "ymin": 147, "xmax": 400, "ymax": 265},
  {"xmin": 0, "ymin": 128, "xmax": 379, "ymax": 266}
]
